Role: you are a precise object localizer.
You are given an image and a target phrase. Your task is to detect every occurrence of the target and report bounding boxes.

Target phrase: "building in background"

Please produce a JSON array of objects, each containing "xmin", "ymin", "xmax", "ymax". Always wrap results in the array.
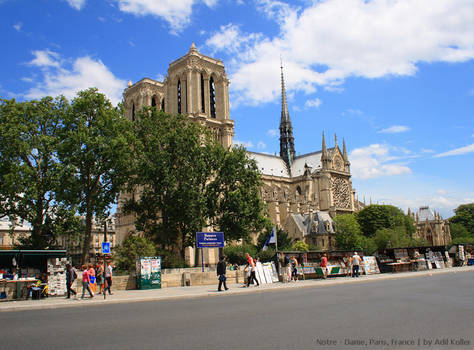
[
  {"xmin": 117, "ymin": 44, "xmax": 360, "ymax": 259},
  {"xmin": 409, "ymin": 206, "xmax": 452, "ymax": 246}
]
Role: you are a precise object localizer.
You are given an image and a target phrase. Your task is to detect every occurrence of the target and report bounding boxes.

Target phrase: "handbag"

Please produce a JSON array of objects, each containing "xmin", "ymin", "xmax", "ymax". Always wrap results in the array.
[{"xmin": 218, "ymin": 275, "xmax": 226, "ymax": 282}]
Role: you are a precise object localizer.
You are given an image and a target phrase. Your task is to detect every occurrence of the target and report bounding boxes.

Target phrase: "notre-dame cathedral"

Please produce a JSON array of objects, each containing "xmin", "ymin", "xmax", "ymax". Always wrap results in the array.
[{"xmin": 116, "ymin": 44, "xmax": 360, "ymax": 257}]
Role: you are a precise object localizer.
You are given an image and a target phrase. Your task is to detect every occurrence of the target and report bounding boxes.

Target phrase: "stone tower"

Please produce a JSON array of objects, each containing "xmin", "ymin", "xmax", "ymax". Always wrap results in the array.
[{"xmin": 123, "ymin": 43, "xmax": 234, "ymax": 148}]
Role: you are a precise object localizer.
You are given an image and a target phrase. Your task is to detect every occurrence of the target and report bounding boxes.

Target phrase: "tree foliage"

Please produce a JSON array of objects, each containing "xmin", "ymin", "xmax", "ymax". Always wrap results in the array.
[
  {"xmin": 450, "ymin": 203, "xmax": 474, "ymax": 235},
  {"xmin": 59, "ymin": 88, "xmax": 134, "ymax": 263},
  {"xmin": 292, "ymin": 240, "xmax": 309, "ymax": 252},
  {"xmin": 256, "ymin": 226, "xmax": 293, "ymax": 251},
  {"xmin": 334, "ymin": 214, "xmax": 363, "ymax": 251},
  {"xmin": 356, "ymin": 204, "xmax": 415, "ymax": 237},
  {"xmin": 115, "ymin": 235, "xmax": 156, "ymax": 272},
  {"xmin": 223, "ymin": 244, "xmax": 257, "ymax": 265},
  {"xmin": 0, "ymin": 96, "xmax": 79, "ymax": 248},
  {"xmin": 125, "ymin": 108, "xmax": 269, "ymax": 258}
]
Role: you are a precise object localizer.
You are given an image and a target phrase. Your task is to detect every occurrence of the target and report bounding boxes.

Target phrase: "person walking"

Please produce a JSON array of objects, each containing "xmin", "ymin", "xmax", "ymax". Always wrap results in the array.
[
  {"xmin": 96, "ymin": 262, "xmax": 104, "ymax": 294},
  {"xmin": 81, "ymin": 265, "xmax": 94, "ymax": 299},
  {"xmin": 88, "ymin": 263, "xmax": 96, "ymax": 294},
  {"xmin": 351, "ymin": 252, "xmax": 361, "ymax": 278},
  {"xmin": 217, "ymin": 256, "xmax": 229, "ymax": 292},
  {"xmin": 320, "ymin": 253, "xmax": 328, "ymax": 279},
  {"xmin": 104, "ymin": 261, "xmax": 113, "ymax": 295},
  {"xmin": 65, "ymin": 264, "xmax": 77, "ymax": 299},
  {"xmin": 244, "ymin": 253, "xmax": 259, "ymax": 287}
]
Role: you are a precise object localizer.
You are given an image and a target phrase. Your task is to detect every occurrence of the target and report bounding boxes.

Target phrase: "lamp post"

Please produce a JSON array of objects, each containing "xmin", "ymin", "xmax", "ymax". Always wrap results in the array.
[{"xmin": 103, "ymin": 219, "xmax": 108, "ymax": 300}]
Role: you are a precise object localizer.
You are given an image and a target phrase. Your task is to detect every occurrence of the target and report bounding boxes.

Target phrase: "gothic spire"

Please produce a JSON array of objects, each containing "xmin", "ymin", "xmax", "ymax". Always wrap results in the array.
[{"xmin": 279, "ymin": 61, "xmax": 295, "ymax": 170}]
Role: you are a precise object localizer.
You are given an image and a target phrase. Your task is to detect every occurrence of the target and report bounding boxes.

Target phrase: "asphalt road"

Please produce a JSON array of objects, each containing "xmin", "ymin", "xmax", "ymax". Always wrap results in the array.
[{"xmin": 1, "ymin": 271, "xmax": 473, "ymax": 350}]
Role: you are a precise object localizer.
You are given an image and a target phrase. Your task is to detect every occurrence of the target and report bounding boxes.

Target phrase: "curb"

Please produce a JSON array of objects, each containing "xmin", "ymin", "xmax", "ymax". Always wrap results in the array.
[{"xmin": 1, "ymin": 266, "xmax": 473, "ymax": 312}]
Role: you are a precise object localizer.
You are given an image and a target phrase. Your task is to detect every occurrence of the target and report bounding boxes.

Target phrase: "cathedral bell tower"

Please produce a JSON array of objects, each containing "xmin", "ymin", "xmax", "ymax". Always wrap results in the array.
[{"xmin": 279, "ymin": 63, "xmax": 296, "ymax": 172}]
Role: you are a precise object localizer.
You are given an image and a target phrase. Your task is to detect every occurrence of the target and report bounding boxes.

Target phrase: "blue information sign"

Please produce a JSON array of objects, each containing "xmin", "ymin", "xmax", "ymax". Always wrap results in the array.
[
  {"xmin": 196, "ymin": 232, "xmax": 224, "ymax": 248},
  {"xmin": 102, "ymin": 242, "xmax": 111, "ymax": 254}
]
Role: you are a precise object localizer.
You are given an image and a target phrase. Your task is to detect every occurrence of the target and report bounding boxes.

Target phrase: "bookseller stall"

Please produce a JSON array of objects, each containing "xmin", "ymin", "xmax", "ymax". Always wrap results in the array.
[
  {"xmin": 0, "ymin": 250, "xmax": 68, "ymax": 301},
  {"xmin": 277, "ymin": 250, "xmax": 367, "ymax": 279},
  {"xmin": 376, "ymin": 246, "xmax": 450, "ymax": 273}
]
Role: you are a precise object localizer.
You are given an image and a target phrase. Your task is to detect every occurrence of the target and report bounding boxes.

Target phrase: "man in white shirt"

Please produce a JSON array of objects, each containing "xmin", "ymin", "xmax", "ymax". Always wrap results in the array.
[
  {"xmin": 104, "ymin": 263, "xmax": 113, "ymax": 295},
  {"xmin": 351, "ymin": 252, "xmax": 361, "ymax": 278}
]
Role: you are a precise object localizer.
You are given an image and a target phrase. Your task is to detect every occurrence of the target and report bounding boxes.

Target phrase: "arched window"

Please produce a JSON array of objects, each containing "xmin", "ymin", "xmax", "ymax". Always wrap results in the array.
[
  {"xmin": 177, "ymin": 79, "xmax": 182, "ymax": 114},
  {"xmin": 151, "ymin": 96, "xmax": 157, "ymax": 107},
  {"xmin": 209, "ymin": 76, "xmax": 216, "ymax": 118},
  {"xmin": 132, "ymin": 103, "xmax": 135, "ymax": 122},
  {"xmin": 161, "ymin": 98, "xmax": 165, "ymax": 111},
  {"xmin": 200, "ymin": 73, "xmax": 205, "ymax": 113},
  {"xmin": 296, "ymin": 186, "xmax": 302, "ymax": 195}
]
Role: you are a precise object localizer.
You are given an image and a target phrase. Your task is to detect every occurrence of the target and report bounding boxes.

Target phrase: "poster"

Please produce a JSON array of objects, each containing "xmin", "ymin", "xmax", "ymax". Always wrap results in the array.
[
  {"xmin": 362, "ymin": 256, "xmax": 380, "ymax": 275},
  {"xmin": 137, "ymin": 256, "xmax": 161, "ymax": 289}
]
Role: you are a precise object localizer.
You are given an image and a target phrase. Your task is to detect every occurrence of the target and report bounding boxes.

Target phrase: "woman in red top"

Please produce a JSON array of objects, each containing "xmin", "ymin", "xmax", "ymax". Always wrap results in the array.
[{"xmin": 81, "ymin": 265, "xmax": 94, "ymax": 299}]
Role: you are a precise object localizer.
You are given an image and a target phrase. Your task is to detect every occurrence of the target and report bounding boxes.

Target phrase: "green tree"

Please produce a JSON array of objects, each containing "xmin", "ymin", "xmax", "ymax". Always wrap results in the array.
[
  {"xmin": 372, "ymin": 226, "xmax": 420, "ymax": 250},
  {"xmin": 126, "ymin": 108, "xmax": 270, "ymax": 259},
  {"xmin": 125, "ymin": 108, "xmax": 218, "ymax": 258},
  {"xmin": 450, "ymin": 203, "xmax": 474, "ymax": 234},
  {"xmin": 115, "ymin": 235, "xmax": 156, "ymax": 271},
  {"xmin": 334, "ymin": 214, "xmax": 363, "ymax": 251},
  {"xmin": 206, "ymin": 146, "xmax": 269, "ymax": 243},
  {"xmin": 356, "ymin": 204, "xmax": 414, "ymax": 237},
  {"xmin": 292, "ymin": 240, "xmax": 309, "ymax": 251},
  {"xmin": 450, "ymin": 222, "xmax": 474, "ymax": 244},
  {"xmin": 0, "ymin": 96, "xmax": 77, "ymax": 248},
  {"xmin": 59, "ymin": 89, "xmax": 134, "ymax": 263},
  {"xmin": 256, "ymin": 227, "xmax": 293, "ymax": 251}
]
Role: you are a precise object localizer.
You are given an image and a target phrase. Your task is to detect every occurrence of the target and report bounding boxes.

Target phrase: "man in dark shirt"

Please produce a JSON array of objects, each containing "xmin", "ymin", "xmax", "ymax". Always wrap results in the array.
[{"xmin": 217, "ymin": 256, "xmax": 229, "ymax": 291}]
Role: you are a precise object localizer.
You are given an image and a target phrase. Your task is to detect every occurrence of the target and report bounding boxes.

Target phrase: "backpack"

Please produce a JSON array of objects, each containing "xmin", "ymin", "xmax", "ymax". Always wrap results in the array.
[
  {"xmin": 72, "ymin": 268, "xmax": 77, "ymax": 281},
  {"xmin": 284, "ymin": 256, "xmax": 290, "ymax": 266}
]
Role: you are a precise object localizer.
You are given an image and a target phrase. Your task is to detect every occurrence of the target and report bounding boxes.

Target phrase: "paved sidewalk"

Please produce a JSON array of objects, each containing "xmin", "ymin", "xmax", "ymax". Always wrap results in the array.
[{"xmin": 1, "ymin": 266, "xmax": 473, "ymax": 312}]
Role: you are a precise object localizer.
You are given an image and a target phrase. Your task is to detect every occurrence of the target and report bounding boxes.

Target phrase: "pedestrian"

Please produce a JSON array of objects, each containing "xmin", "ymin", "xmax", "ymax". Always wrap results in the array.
[
  {"xmin": 65, "ymin": 264, "xmax": 77, "ymax": 299},
  {"xmin": 244, "ymin": 253, "xmax": 259, "ymax": 287},
  {"xmin": 81, "ymin": 265, "xmax": 94, "ymax": 299},
  {"xmin": 291, "ymin": 256, "xmax": 298, "ymax": 281},
  {"xmin": 88, "ymin": 263, "xmax": 96, "ymax": 294},
  {"xmin": 351, "ymin": 252, "xmax": 361, "ymax": 278},
  {"xmin": 104, "ymin": 261, "xmax": 113, "ymax": 295},
  {"xmin": 96, "ymin": 261, "xmax": 104, "ymax": 294},
  {"xmin": 284, "ymin": 255, "xmax": 292, "ymax": 282},
  {"xmin": 217, "ymin": 256, "xmax": 229, "ymax": 292},
  {"xmin": 320, "ymin": 253, "xmax": 328, "ymax": 279}
]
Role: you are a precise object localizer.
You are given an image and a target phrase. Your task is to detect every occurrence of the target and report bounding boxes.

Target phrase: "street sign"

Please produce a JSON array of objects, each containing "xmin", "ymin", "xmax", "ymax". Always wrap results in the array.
[
  {"xmin": 101, "ymin": 242, "xmax": 111, "ymax": 254},
  {"xmin": 196, "ymin": 232, "xmax": 224, "ymax": 248}
]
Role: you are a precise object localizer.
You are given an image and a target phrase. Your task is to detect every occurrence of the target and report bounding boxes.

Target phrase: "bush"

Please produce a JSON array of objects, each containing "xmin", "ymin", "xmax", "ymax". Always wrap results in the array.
[
  {"xmin": 292, "ymin": 241, "xmax": 309, "ymax": 252},
  {"xmin": 223, "ymin": 244, "xmax": 257, "ymax": 265},
  {"xmin": 115, "ymin": 235, "xmax": 156, "ymax": 272},
  {"xmin": 256, "ymin": 248, "xmax": 276, "ymax": 262}
]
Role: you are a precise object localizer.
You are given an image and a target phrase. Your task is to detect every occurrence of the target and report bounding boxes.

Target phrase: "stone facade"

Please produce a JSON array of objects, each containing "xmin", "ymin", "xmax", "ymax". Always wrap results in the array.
[
  {"xmin": 410, "ymin": 206, "xmax": 452, "ymax": 246},
  {"xmin": 116, "ymin": 44, "xmax": 359, "ymax": 256}
]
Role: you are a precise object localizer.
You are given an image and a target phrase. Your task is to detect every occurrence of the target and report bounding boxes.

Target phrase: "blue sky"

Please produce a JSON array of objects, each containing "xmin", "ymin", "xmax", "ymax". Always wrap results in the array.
[{"xmin": 1, "ymin": 0, "xmax": 473, "ymax": 218}]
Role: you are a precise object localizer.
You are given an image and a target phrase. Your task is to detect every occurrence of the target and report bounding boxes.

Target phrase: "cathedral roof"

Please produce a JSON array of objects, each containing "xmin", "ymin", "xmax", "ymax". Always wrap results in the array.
[
  {"xmin": 248, "ymin": 149, "xmax": 329, "ymax": 178},
  {"xmin": 417, "ymin": 206, "xmax": 436, "ymax": 221}
]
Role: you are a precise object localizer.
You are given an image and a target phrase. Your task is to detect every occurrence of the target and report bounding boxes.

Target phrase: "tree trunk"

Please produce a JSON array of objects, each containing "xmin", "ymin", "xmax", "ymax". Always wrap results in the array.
[{"xmin": 81, "ymin": 208, "xmax": 93, "ymax": 264}]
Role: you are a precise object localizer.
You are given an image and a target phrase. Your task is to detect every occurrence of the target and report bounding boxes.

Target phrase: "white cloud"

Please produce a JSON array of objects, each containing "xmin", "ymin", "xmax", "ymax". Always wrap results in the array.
[
  {"xmin": 117, "ymin": 0, "xmax": 216, "ymax": 33},
  {"xmin": 350, "ymin": 144, "xmax": 412, "ymax": 179},
  {"xmin": 24, "ymin": 50, "xmax": 125, "ymax": 105},
  {"xmin": 66, "ymin": 0, "xmax": 86, "ymax": 10},
  {"xmin": 267, "ymin": 129, "xmax": 278, "ymax": 137},
  {"xmin": 379, "ymin": 125, "xmax": 411, "ymax": 134},
  {"xmin": 434, "ymin": 143, "xmax": 474, "ymax": 158},
  {"xmin": 305, "ymin": 98, "xmax": 321, "ymax": 108},
  {"xmin": 257, "ymin": 141, "xmax": 266, "ymax": 150},
  {"xmin": 206, "ymin": 0, "xmax": 474, "ymax": 106},
  {"xmin": 28, "ymin": 49, "xmax": 60, "ymax": 68},
  {"xmin": 421, "ymin": 148, "xmax": 435, "ymax": 154},
  {"xmin": 233, "ymin": 140, "xmax": 254, "ymax": 148},
  {"xmin": 13, "ymin": 22, "xmax": 22, "ymax": 31}
]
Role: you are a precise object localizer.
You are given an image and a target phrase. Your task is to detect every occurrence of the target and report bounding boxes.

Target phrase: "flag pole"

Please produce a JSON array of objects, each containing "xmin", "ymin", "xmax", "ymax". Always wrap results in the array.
[{"xmin": 274, "ymin": 226, "xmax": 278, "ymax": 252}]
